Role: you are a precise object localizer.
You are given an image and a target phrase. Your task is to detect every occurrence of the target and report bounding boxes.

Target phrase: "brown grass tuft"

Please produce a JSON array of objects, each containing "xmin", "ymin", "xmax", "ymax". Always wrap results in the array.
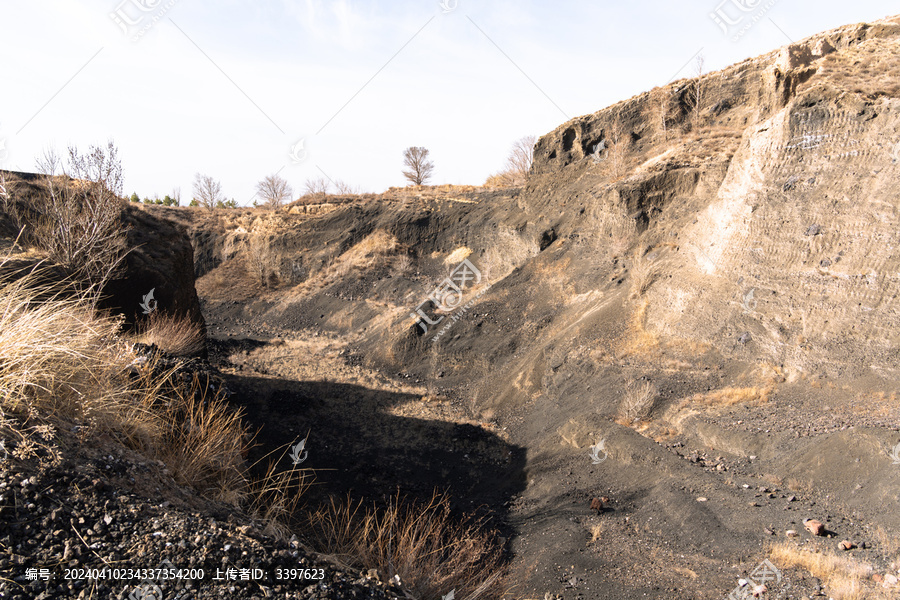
[
  {"xmin": 134, "ymin": 311, "xmax": 205, "ymax": 356},
  {"xmin": 676, "ymin": 385, "xmax": 773, "ymax": 411},
  {"xmin": 0, "ymin": 265, "xmax": 300, "ymax": 534},
  {"xmin": 619, "ymin": 380, "xmax": 657, "ymax": 424},
  {"xmin": 768, "ymin": 542, "xmax": 888, "ymax": 600},
  {"xmin": 303, "ymin": 491, "xmax": 509, "ymax": 600}
]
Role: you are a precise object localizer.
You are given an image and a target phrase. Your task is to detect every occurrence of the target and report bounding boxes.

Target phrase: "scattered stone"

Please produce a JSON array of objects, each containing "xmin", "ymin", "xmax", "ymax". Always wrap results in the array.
[
  {"xmin": 738, "ymin": 332, "xmax": 752, "ymax": 345},
  {"xmin": 885, "ymin": 574, "xmax": 898, "ymax": 586},
  {"xmin": 838, "ymin": 540, "xmax": 854, "ymax": 551},
  {"xmin": 804, "ymin": 519, "xmax": 825, "ymax": 536},
  {"xmin": 749, "ymin": 502, "xmax": 760, "ymax": 507},
  {"xmin": 590, "ymin": 497, "xmax": 604, "ymax": 513},
  {"xmin": 805, "ymin": 224, "xmax": 822, "ymax": 236},
  {"xmin": 786, "ymin": 529, "xmax": 799, "ymax": 538},
  {"xmin": 696, "ymin": 497, "xmax": 708, "ymax": 502}
]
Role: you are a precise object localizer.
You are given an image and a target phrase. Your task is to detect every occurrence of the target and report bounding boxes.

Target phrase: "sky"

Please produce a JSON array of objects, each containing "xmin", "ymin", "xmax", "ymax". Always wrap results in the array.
[{"xmin": 0, "ymin": 1, "xmax": 897, "ymax": 204}]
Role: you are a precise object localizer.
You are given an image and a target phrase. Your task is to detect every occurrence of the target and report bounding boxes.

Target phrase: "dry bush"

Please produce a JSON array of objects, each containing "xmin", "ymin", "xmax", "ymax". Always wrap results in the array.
[
  {"xmin": 484, "ymin": 135, "xmax": 536, "ymax": 187},
  {"xmin": 134, "ymin": 311, "xmax": 205, "ymax": 356},
  {"xmin": 629, "ymin": 249, "xmax": 666, "ymax": 299},
  {"xmin": 18, "ymin": 142, "xmax": 129, "ymax": 290},
  {"xmin": 619, "ymin": 380, "xmax": 657, "ymax": 423},
  {"xmin": 769, "ymin": 542, "xmax": 883, "ymax": 600},
  {"xmin": 304, "ymin": 492, "xmax": 509, "ymax": 600},
  {"xmin": 481, "ymin": 226, "xmax": 539, "ymax": 282},
  {"xmin": 483, "ymin": 171, "xmax": 520, "ymax": 188},
  {"xmin": 303, "ymin": 177, "xmax": 331, "ymax": 199},
  {"xmin": 247, "ymin": 234, "xmax": 275, "ymax": 287}
]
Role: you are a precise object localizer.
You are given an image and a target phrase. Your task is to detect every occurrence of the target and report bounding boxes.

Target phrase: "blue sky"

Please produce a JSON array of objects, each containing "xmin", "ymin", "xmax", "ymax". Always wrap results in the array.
[{"xmin": 1, "ymin": 1, "xmax": 897, "ymax": 204}]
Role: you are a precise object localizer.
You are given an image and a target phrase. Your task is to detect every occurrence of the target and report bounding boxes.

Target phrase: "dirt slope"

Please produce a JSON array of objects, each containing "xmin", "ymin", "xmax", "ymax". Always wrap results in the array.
[{"xmin": 173, "ymin": 14, "xmax": 900, "ymax": 599}]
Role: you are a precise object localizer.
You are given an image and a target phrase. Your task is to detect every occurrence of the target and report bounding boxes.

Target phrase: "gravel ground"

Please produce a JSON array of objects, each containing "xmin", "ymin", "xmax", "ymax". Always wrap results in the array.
[{"xmin": 0, "ymin": 450, "xmax": 406, "ymax": 600}]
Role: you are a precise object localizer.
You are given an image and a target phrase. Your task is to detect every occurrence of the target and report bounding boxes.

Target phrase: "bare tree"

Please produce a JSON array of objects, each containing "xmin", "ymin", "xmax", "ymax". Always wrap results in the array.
[
  {"xmin": 255, "ymin": 173, "xmax": 293, "ymax": 210},
  {"xmin": 172, "ymin": 186, "xmax": 181, "ymax": 206},
  {"xmin": 652, "ymin": 86, "xmax": 670, "ymax": 142},
  {"xmin": 609, "ymin": 117, "xmax": 623, "ymax": 179},
  {"xmin": 692, "ymin": 54, "xmax": 705, "ymax": 126},
  {"xmin": 35, "ymin": 146, "xmax": 61, "ymax": 176},
  {"xmin": 192, "ymin": 173, "xmax": 224, "ymax": 212},
  {"xmin": 505, "ymin": 135, "xmax": 536, "ymax": 180},
  {"xmin": 26, "ymin": 141, "xmax": 128, "ymax": 290},
  {"xmin": 333, "ymin": 180, "xmax": 358, "ymax": 195},
  {"xmin": 402, "ymin": 146, "xmax": 434, "ymax": 186},
  {"xmin": 303, "ymin": 177, "xmax": 330, "ymax": 198}
]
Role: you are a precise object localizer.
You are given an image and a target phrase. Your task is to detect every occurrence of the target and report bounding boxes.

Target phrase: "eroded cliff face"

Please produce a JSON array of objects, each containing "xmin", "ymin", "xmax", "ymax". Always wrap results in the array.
[{"xmin": 508, "ymin": 16, "xmax": 900, "ymax": 384}]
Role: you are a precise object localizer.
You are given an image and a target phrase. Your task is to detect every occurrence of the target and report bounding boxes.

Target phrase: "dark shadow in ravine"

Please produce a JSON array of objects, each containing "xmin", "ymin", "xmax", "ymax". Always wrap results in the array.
[{"xmin": 220, "ymin": 371, "xmax": 528, "ymax": 539}]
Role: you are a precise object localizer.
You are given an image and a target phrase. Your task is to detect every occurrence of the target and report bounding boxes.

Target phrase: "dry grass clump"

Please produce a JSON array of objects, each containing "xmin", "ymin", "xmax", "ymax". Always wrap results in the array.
[
  {"xmin": 304, "ymin": 492, "xmax": 509, "ymax": 600},
  {"xmin": 481, "ymin": 226, "xmax": 539, "ymax": 282},
  {"xmin": 817, "ymin": 38, "xmax": 900, "ymax": 98},
  {"xmin": 616, "ymin": 301, "xmax": 661, "ymax": 360},
  {"xmin": 134, "ymin": 311, "xmax": 205, "ymax": 356},
  {"xmin": 619, "ymin": 380, "xmax": 657, "ymax": 424},
  {"xmin": 0, "ymin": 266, "xmax": 305, "ymax": 534},
  {"xmin": 629, "ymin": 249, "xmax": 666, "ymax": 299},
  {"xmin": 676, "ymin": 385, "xmax": 773, "ymax": 411},
  {"xmin": 768, "ymin": 542, "xmax": 888, "ymax": 600}
]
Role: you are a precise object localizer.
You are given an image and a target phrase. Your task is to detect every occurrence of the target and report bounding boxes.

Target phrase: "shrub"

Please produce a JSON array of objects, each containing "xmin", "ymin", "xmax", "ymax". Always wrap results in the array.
[
  {"xmin": 22, "ymin": 142, "xmax": 129, "ymax": 290},
  {"xmin": 619, "ymin": 380, "xmax": 657, "ymax": 423}
]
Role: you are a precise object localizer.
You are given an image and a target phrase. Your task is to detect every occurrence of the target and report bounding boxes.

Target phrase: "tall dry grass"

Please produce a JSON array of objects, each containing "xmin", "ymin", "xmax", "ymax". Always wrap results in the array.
[
  {"xmin": 0, "ymin": 265, "xmax": 274, "ymax": 513},
  {"xmin": 304, "ymin": 492, "xmax": 509, "ymax": 600},
  {"xmin": 134, "ymin": 311, "xmax": 205, "ymax": 356},
  {"xmin": 768, "ymin": 542, "xmax": 890, "ymax": 600}
]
